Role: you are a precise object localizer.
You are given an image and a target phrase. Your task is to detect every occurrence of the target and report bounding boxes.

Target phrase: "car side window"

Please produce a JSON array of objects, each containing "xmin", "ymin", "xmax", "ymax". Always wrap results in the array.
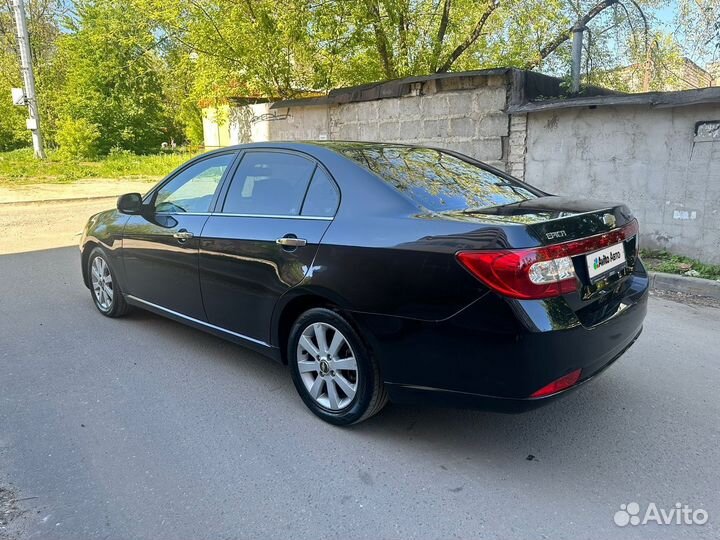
[
  {"xmin": 301, "ymin": 168, "xmax": 339, "ymax": 217},
  {"xmin": 221, "ymin": 152, "xmax": 316, "ymax": 216},
  {"xmin": 154, "ymin": 154, "xmax": 233, "ymax": 214}
]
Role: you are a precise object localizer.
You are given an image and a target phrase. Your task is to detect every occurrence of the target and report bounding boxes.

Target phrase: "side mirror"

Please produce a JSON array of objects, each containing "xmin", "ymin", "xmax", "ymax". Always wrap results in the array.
[{"xmin": 117, "ymin": 192, "xmax": 143, "ymax": 215}]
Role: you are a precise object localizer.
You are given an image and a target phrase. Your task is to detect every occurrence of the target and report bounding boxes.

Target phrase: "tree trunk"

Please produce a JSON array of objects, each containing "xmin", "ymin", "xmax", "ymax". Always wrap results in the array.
[
  {"xmin": 365, "ymin": 0, "xmax": 397, "ymax": 79},
  {"xmin": 430, "ymin": 0, "xmax": 452, "ymax": 72},
  {"xmin": 436, "ymin": 0, "xmax": 499, "ymax": 73}
]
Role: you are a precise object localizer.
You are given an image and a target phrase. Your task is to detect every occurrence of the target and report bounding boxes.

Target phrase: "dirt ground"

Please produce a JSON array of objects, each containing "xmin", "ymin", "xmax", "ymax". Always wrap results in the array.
[
  {"xmin": 0, "ymin": 198, "xmax": 118, "ymax": 255},
  {"xmin": 0, "ymin": 180, "xmax": 155, "ymax": 205}
]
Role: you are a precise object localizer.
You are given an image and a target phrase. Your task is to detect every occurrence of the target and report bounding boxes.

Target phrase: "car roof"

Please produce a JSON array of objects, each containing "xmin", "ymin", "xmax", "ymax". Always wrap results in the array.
[{"xmin": 200, "ymin": 140, "xmax": 414, "ymax": 157}]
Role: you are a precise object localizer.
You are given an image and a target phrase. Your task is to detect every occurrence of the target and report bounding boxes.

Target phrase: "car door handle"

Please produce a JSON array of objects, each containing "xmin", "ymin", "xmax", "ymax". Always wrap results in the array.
[
  {"xmin": 173, "ymin": 230, "xmax": 194, "ymax": 241},
  {"xmin": 276, "ymin": 237, "xmax": 307, "ymax": 247}
]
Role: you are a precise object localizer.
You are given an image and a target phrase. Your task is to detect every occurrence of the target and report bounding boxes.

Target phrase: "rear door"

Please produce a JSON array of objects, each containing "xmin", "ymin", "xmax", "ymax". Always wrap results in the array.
[{"xmin": 199, "ymin": 150, "xmax": 339, "ymax": 343}]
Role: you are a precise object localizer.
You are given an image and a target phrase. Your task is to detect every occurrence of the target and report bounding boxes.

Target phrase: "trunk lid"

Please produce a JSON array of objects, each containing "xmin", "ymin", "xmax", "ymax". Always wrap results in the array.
[
  {"xmin": 448, "ymin": 196, "xmax": 642, "ymax": 327},
  {"xmin": 445, "ymin": 196, "xmax": 635, "ymax": 244}
]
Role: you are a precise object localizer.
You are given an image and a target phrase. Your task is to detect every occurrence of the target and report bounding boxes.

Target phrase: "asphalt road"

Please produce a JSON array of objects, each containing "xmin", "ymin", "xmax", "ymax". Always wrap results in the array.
[{"xmin": 1, "ymin": 246, "xmax": 719, "ymax": 540}]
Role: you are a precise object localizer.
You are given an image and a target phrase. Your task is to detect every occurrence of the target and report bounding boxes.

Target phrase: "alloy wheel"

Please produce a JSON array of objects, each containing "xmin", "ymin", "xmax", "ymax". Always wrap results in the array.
[
  {"xmin": 91, "ymin": 256, "xmax": 114, "ymax": 311},
  {"xmin": 296, "ymin": 322, "xmax": 358, "ymax": 410}
]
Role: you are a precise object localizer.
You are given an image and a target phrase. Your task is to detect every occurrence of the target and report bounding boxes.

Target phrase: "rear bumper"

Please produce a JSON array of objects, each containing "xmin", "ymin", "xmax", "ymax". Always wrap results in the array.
[
  {"xmin": 384, "ymin": 325, "xmax": 642, "ymax": 412},
  {"xmin": 350, "ymin": 272, "xmax": 649, "ymax": 410}
]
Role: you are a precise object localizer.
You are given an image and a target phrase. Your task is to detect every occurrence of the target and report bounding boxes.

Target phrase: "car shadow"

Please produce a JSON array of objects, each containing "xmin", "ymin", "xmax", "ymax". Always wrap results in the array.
[{"xmin": 127, "ymin": 305, "xmax": 661, "ymax": 474}]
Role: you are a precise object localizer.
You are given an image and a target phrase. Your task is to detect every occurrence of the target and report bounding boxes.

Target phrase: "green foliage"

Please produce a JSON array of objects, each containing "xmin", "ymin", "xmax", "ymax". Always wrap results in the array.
[
  {"xmin": 0, "ymin": 96, "xmax": 31, "ymax": 151},
  {"xmin": 590, "ymin": 32, "xmax": 688, "ymax": 92},
  {"xmin": 641, "ymin": 250, "xmax": 720, "ymax": 281},
  {"xmin": 0, "ymin": 2, "xmax": 58, "ymax": 147},
  {"xmin": 158, "ymin": 47, "xmax": 205, "ymax": 145},
  {"xmin": 55, "ymin": 0, "xmax": 172, "ymax": 155},
  {"xmin": 0, "ymin": 148, "xmax": 198, "ymax": 184},
  {"xmin": 0, "ymin": 0, "xmax": 713, "ymax": 161},
  {"xmin": 55, "ymin": 117, "xmax": 101, "ymax": 158},
  {"xmin": 144, "ymin": 0, "xmax": 665, "ymax": 99}
]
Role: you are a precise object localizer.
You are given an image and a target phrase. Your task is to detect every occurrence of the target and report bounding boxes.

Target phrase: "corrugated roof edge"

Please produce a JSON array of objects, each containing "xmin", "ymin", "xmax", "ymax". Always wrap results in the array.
[{"xmin": 508, "ymin": 86, "xmax": 720, "ymax": 113}]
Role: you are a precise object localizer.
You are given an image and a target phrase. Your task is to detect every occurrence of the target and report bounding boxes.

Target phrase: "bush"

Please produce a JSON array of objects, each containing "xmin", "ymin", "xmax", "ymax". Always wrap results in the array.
[
  {"xmin": 55, "ymin": 117, "xmax": 101, "ymax": 159},
  {"xmin": 0, "ymin": 98, "xmax": 31, "ymax": 151}
]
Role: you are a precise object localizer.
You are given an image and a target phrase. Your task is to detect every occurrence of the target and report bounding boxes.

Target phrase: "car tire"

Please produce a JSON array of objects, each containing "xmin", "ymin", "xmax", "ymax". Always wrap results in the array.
[
  {"xmin": 87, "ymin": 247, "xmax": 130, "ymax": 318},
  {"xmin": 288, "ymin": 308, "xmax": 387, "ymax": 425}
]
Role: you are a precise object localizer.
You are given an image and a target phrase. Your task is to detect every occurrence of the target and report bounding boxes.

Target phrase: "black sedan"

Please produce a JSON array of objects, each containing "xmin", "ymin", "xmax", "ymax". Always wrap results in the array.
[{"xmin": 80, "ymin": 142, "xmax": 648, "ymax": 425}]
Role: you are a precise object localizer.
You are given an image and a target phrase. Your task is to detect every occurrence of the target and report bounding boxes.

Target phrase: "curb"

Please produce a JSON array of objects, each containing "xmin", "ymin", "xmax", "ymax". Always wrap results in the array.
[
  {"xmin": 649, "ymin": 271, "xmax": 720, "ymax": 300},
  {"xmin": 0, "ymin": 194, "xmax": 121, "ymax": 206}
]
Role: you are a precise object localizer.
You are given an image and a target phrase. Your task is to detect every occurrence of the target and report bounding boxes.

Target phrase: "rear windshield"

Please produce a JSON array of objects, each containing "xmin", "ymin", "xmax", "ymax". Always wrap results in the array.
[{"xmin": 336, "ymin": 145, "xmax": 539, "ymax": 212}]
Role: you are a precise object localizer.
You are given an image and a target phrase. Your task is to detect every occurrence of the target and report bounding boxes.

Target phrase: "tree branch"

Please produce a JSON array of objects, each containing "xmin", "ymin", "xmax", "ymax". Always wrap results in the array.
[
  {"xmin": 188, "ymin": 0, "xmax": 240, "ymax": 57},
  {"xmin": 524, "ymin": 0, "xmax": 619, "ymax": 70},
  {"xmin": 365, "ymin": 0, "xmax": 397, "ymax": 79},
  {"xmin": 397, "ymin": 5, "xmax": 409, "ymax": 72},
  {"xmin": 430, "ymin": 0, "xmax": 451, "ymax": 72},
  {"xmin": 436, "ymin": 0, "xmax": 499, "ymax": 73}
]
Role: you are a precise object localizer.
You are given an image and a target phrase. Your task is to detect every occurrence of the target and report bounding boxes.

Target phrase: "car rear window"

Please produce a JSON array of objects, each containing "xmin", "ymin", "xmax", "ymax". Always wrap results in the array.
[{"xmin": 335, "ymin": 145, "xmax": 539, "ymax": 212}]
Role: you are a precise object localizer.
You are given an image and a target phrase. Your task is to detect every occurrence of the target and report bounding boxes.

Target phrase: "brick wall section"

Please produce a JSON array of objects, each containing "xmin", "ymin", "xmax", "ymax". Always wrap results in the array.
[{"xmin": 231, "ymin": 73, "xmax": 514, "ymax": 172}]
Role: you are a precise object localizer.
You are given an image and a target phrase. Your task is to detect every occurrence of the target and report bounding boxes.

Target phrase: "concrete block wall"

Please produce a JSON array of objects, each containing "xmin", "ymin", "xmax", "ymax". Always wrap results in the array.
[
  {"xmin": 524, "ymin": 105, "xmax": 720, "ymax": 263},
  {"xmin": 229, "ymin": 73, "xmax": 513, "ymax": 172},
  {"xmin": 507, "ymin": 113, "xmax": 527, "ymax": 178}
]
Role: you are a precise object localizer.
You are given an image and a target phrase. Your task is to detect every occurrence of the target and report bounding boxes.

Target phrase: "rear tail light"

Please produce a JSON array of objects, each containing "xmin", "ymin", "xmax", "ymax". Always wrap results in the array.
[
  {"xmin": 530, "ymin": 369, "xmax": 582, "ymax": 398},
  {"xmin": 457, "ymin": 249, "xmax": 577, "ymax": 299},
  {"xmin": 456, "ymin": 219, "xmax": 638, "ymax": 300}
]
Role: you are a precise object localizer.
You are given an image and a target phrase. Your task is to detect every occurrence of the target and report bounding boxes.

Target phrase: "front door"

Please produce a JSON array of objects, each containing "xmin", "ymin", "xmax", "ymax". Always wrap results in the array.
[
  {"xmin": 199, "ymin": 150, "xmax": 340, "ymax": 343},
  {"xmin": 122, "ymin": 152, "xmax": 236, "ymax": 320}
]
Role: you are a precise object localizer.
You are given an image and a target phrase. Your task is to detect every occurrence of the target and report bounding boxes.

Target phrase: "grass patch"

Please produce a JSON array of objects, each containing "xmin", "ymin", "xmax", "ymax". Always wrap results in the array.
[
  {"xmin": 641, "ymin": 249, "xmax": 720, "ymax": 281},
  {"xmin": 0, "ymin": 147, "xmax": 201, "ymax": 184}
]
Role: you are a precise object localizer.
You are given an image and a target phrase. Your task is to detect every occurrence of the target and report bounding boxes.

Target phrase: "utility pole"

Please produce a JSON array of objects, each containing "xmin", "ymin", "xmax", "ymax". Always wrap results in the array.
[
  {"xmin": 570, "ymin": 24, "xmax": 585, "ymax": 94},
  {"xmin": 12, "ymin": 0, "xmax": 46, "ymax": 159}
]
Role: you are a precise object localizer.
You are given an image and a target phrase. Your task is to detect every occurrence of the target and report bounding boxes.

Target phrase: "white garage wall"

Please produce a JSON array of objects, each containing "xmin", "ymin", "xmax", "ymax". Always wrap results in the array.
[{"xmin": 524, "ymin": 105, "xmax": 720, "ymax": 263}]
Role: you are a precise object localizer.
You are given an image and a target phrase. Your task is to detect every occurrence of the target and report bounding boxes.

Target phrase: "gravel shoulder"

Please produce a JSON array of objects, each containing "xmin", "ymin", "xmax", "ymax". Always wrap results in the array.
[
  {"xmin": 0, "ymin": 198, "xmax": 117, "ymax": 255},
  {"xmin": 0, "ymin": 180, "xmax": 155, "ymax": 205}
]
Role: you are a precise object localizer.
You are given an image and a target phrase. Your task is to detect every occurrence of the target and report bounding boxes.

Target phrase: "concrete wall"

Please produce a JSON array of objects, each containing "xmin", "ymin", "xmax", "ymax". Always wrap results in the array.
[
  {"xmin": 524, "ymin": 105, "xmax": 720, "ymax": 263},
  {"xmin": 226, "ymin": 73, "xmax": 513, "ymax": 171}
]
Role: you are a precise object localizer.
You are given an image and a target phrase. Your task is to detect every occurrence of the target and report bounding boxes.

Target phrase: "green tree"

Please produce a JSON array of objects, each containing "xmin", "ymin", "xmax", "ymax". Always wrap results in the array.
[
  {"xmin": 56, "ymin": 0, "xmax": 170, "ymax": 155},
  {"xmin": 0, "ymin": 0, "xmax": 714, "ymax": 159},
  {"xmin": 159, "ymin": 47, "xmax": 204, "ymax": 145},
  {"xmin": 0, "ymin": 0, "xmax": 64, "ymax": 149},
  {"xmin": 141, "ymin": 0, "xmax": 666, "ymax": 101}
]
